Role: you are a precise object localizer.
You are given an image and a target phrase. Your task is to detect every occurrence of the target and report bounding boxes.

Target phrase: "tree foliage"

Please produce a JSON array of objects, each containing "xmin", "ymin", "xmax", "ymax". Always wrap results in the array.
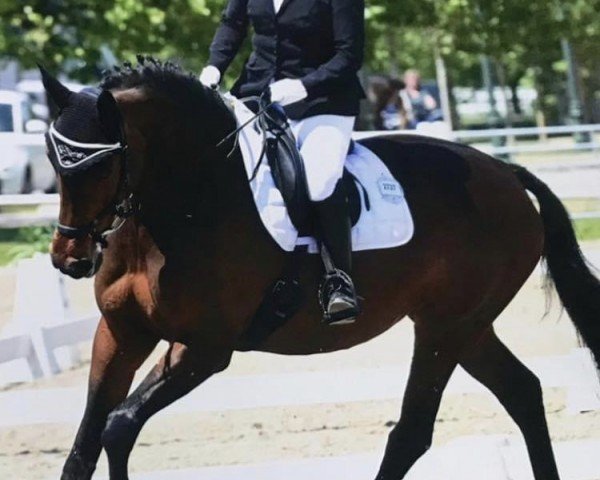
[
  {"xmin": 1, "ymin": 0, "xmax": 599, "ymax": 120},
  {"xmin": 0, "ymin": 0, "xmax": 225, "ymax": 80},
  {"xmin": 370, "ymin": 0, "xmax": 600, "ymax": 121}
]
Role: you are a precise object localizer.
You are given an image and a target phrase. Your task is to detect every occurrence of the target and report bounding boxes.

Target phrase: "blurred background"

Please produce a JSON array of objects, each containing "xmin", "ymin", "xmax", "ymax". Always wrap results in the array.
[{"xmin": 0, "ymin": 1, "xmax": 599, "ymax": 479}]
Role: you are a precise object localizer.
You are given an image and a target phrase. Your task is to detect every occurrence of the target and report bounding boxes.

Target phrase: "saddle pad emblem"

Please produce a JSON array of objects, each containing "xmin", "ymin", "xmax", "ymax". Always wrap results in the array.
[{"xmin": 378, "ymin": 176, "xmax": 404, "ymax": 204}]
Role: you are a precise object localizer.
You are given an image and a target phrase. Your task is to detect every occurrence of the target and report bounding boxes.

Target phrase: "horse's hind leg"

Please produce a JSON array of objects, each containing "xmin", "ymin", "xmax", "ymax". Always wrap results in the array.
[
  {"xmin": 375, "ymin": 327, "xmax": 458, "ymax": 480},
  {"xmin": 101, "ymin": 342, "xmax": 232, "ymax": 480},
  {"xmin": 460, "ymin": 328, "xmax": 560, "ymax": 480},
  {"xmin": 61, "ymin": 317, "xmax": 158, "ymax": 480}
]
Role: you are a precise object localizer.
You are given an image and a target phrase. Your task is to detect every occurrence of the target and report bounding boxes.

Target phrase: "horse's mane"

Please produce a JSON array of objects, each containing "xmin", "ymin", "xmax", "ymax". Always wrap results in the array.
[
  {"xmin": 100, "ymin": 55, "xmax": 234, "ymax": 133},
  {"xmin": 99, "ymin": 56, "xmax": 238, "ymax": 221}
]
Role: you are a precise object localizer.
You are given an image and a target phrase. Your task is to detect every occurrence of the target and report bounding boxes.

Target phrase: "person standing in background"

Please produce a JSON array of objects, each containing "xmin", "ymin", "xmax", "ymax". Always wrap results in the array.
[{"xmin": 400, "ymin": 69, "xmax": 443, "ymax": 129}]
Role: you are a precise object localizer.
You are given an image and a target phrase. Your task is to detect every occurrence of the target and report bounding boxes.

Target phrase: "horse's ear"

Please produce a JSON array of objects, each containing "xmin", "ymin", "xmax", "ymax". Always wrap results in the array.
[
  {"xmin": 96, "ymin": 90, "xmax": 122, "ymax": 142},
  {"xmin": 38, "ymin": 64, "xmax": 72, "ymax": 110}
]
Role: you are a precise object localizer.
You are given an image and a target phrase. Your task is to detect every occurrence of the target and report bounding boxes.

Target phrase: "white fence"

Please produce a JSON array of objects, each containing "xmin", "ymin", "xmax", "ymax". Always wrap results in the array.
[
  {"xmin": 355, "ymin": 122, "xmax": 600, "ymax": 158},
  {"xmin": 453, "ymin": 123, "xmax": 600, "ymax": 139},
  {"xmin": 452, "ymin": 123, "xmax": 600, "ymax": 158},
  {"xmin": 0, "ymin": 254, "xmax": 98, "ymax": 381},
  {"xmin": 0, "ymin": 193, "xmax": 59, "ymax": 206},
  {"xmin": 0, "ymin": 193, "xmax": 59, "ymax": 228}
]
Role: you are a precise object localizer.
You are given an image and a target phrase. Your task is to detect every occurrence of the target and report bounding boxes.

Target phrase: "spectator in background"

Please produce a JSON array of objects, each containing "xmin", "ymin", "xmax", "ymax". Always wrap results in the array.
[
  {"xmin": 367, "ymin": 76, "xmax": 407, "ymax": 131},
  {"xmin": 379, "ymin": 78, "xmax": 408, "ymax": 131},
  {"xmin": 400, "ymin": 69, "xmax": 443, "ymax": 129}
]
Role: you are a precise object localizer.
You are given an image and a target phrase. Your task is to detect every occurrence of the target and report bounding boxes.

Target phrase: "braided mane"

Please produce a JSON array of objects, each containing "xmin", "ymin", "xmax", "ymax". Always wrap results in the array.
[{"xmin": 100, "ymin": 55, "xmax": 234, "ymax": 131}]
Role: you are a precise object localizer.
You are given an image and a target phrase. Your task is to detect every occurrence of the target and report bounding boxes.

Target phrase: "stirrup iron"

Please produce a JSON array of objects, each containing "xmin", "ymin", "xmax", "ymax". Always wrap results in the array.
[{"xmin": 318, "ymin": 246, "xmax": 360, "ymax": 325}]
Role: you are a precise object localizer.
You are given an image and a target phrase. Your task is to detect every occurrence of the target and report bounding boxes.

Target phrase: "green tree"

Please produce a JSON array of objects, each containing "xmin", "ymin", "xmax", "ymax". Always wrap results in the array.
[
  {"xmin": 2, "ymin": 0, "xmax": 599, "ymax": 123},
  {"xmin": 0, "ymin": 0, "xmax": 229, "ymax": 81}
]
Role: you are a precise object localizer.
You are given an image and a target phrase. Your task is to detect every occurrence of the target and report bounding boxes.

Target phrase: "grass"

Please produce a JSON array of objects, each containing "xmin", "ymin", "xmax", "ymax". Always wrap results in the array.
[
  {"xmin": 0, "ymin": 227, "xmax": 54, "ymax": 267},
  {"xmin": 563, "ymin": 198, "xmax": 600, "ymax": 214},
  {"xmin": 574, "ymin": 218, "xmax": 600, "ymax": 242},
  {"xmin": 0, "ymin": 242, "xmax": 27, "ymax": 266}
]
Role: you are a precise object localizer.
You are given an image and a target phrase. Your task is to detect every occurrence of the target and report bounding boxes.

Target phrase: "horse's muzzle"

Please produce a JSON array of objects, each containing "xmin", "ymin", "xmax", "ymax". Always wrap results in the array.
[
  {"xmin": 50, "ymin": 227, "xmax": 105, "ymax": 279},
  {"xmin": 52, "ymin": 254, "xmax": 102, "ymax": 279}
]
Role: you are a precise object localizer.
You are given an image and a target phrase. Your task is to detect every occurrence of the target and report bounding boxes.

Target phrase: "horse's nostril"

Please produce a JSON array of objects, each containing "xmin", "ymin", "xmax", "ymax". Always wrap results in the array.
[
  {"xmin": 77, "ymin": 259, "xmax": 94, "ymax": 271},
  {"xmin": 66, "ymin": 259, "xmax": 94, "ymax": 279}
]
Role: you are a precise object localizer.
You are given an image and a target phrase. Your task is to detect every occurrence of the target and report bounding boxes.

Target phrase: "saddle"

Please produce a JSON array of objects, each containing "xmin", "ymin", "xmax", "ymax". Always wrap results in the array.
[
  {"xmin": 254, "ymin": 100, "xmax": 368, "ymax": 237},
  {"xmin": 238, "ymin": 98, "xmax": 370, "ymax": 350}
]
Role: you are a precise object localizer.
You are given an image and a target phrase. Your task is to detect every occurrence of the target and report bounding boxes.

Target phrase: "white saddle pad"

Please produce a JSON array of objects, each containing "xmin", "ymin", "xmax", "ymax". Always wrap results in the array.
[{"xmin": 228, "ymin": 95, "xmax": 414, "ymax": 253}]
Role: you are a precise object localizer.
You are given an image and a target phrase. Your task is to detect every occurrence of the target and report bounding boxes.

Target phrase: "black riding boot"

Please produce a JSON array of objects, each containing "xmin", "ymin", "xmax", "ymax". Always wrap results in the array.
[{"xmin": 314, "ymin": 181, "xmax": 360, "ymax": 325}]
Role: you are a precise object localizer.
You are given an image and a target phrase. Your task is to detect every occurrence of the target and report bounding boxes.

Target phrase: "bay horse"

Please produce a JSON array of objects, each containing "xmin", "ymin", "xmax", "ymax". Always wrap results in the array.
[{"xmin": 40, "ymin": 59, "xmax": 599, "ymax": 480}]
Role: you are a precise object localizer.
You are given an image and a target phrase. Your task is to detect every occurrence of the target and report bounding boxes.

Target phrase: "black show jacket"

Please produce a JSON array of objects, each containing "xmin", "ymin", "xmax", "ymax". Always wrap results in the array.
[{"xmin": 208, "ymin": 0, "xmax": 366, "ymax": 120}]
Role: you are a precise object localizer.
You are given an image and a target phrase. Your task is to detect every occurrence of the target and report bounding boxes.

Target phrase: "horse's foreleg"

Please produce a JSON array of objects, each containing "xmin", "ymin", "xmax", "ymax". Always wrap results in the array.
[
  {"xmin": 375, "ymin": 328, "xmax": 457, "ymax": 480},
  {"xmin": 61, "ymin": 317, "xmax": 158, "ymax": 480},
  {"xmin": 101, "ymin": 342, "xmax": 232, "ymax": 480},
  {"xmin": 460, "ymin": 329, "xmax": 560, "ymax": 480}
]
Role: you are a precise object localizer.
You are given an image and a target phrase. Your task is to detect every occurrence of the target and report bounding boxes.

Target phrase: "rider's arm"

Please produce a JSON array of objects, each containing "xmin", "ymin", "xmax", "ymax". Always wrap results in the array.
[
  {"xmin": 300, "ymin": 0, "xmax": 365, "ymax": 97},
  {"xmin": 208, "ymin": 0, "xmax": 249, "ymax": 75}
]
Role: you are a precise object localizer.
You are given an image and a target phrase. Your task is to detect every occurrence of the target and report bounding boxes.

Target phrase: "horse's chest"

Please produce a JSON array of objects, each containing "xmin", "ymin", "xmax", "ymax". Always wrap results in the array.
[{"xmin": 96, "ymin": 274, "xmax": 158, "ymax": 324}]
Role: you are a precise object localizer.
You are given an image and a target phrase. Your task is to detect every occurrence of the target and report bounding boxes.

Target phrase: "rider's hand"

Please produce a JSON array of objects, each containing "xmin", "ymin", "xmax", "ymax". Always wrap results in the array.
[
  {"xmin": 199, "ymin": 66, "xmax": 221, "ymax": 89},
  {"xmin": 269, "ymin": 79, "xmax": 308, "ymax": 106}
]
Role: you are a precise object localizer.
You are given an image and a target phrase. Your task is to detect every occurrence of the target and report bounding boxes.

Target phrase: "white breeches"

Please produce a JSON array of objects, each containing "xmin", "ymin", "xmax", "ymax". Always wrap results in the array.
[{"xmin": 289, "ymin": 115, "xmax": 355, "ymax": 201}]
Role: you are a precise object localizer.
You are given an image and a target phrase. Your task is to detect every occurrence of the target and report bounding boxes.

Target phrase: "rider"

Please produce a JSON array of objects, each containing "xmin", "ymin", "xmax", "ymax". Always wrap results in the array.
[{"xmin": 200, "ymin": 0, "xmax": 366, "ymax": 325}]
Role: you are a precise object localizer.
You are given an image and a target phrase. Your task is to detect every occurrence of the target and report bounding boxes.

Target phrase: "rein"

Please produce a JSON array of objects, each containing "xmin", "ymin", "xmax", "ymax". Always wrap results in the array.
[
  {"xmin": 51, "ymin": 122, "xmax": 138, "ymax": 249},
  {"xmin": 215, "ymin": 93, "xmax": 289, "ymax": 182},
  {"xmin": 215, "ymin": 97, "xmax": 274, "ymax": 152}
]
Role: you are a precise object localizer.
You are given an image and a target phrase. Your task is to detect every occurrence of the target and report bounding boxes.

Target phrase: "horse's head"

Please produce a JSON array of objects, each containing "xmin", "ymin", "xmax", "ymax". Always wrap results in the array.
[{"xmin": 41, "ymin": 66, "xmax": 131, "ymax": 279}]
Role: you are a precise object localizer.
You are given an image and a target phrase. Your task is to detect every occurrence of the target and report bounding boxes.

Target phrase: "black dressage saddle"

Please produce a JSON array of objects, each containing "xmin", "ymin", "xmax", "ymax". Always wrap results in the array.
[
  {"xmin": 237, "ymin": 97, "xmax": 370, "ymax": 351},
  {"xmin": 253, "ymin": 99, "xmax": 369, "ymax": 237}
]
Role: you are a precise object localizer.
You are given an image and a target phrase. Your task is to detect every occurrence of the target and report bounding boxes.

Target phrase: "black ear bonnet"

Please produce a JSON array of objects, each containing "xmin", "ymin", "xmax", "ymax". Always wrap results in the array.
[{"xmin": 45, "ymin": 87, "xmax": 126, "ymax": 176}]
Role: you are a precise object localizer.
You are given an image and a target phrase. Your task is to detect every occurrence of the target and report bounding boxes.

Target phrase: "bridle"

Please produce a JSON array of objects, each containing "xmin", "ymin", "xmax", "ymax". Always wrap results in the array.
[
  {"xmin": 50, "ymin": 89, "xmax": 270, "ymax": 249},
  {"xmin": 48, "ymin": 122, "xmax": 138, "ymax": 249}
]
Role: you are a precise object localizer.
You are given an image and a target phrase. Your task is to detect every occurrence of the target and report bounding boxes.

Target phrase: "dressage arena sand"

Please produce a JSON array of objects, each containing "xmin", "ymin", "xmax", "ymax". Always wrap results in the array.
[{"xmin": 0, "ymin": 245, "xmax": 599, "ymax": 479}]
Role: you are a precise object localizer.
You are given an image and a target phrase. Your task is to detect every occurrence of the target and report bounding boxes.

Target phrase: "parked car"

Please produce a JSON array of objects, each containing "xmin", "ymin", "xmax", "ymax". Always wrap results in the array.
[{"xmin": 0, "ymin": 90, "xmax": 55, "ymax": 194}]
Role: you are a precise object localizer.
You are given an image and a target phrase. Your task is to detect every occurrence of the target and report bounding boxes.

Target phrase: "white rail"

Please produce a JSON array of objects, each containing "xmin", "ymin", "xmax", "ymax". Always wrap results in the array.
[
  {"xmin": 0, "ymin": 193, "xmax": 59, "ymax": 207},
  {"xmin": 452, "ymin": 123, "xmax": 600, "ymax": 140},
  {"xmin": 477, "ymin": 142, "xmax": 600, "ymax": 156},
  {"xmin": 356, "ymin": 123, "xmax": 600, "ymax": 158},
  {"xmin": 0, "ymin": 194, "xmax": 59, "ymax": 228}
]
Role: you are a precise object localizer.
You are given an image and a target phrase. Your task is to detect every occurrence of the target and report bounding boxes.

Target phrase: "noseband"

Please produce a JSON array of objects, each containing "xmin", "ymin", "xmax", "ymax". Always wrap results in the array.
[{"xmin": 48, "ymin": 122, "xmax": 138, "ymax": 248}]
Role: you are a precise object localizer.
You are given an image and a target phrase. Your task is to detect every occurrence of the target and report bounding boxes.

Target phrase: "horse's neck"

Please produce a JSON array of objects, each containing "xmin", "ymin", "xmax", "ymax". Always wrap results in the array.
[
  {"xmin": 97, "ymin": 137, "xmax": 275, "ymax": 312},
  {"xmin": 134, "ymin": 123, "xmax": 256, "ymax": 248}
]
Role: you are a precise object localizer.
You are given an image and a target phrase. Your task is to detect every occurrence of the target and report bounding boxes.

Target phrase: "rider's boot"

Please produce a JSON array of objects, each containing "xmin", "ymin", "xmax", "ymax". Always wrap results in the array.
[{"xmin": 314, "ymin": 181, "xmax": 360, "ymax": 326}]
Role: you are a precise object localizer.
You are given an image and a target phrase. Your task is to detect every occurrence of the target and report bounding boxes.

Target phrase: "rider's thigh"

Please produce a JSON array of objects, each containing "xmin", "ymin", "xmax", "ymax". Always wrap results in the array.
[{"xmin": 290, "ymin": 115, "xmax": 355, "ymax": 201}]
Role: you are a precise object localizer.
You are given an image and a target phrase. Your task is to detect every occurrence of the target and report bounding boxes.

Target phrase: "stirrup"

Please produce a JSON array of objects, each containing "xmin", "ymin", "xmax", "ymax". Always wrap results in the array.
[{"xmin": 318, "ymin": 269, "xmax": 360, "ymax": 326}]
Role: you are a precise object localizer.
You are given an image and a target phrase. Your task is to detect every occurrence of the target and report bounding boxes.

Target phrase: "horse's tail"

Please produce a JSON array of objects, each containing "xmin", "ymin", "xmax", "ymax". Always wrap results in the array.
[{"xmin": 512, "ymin": 164, "xmax": 600, "ymax": 370}]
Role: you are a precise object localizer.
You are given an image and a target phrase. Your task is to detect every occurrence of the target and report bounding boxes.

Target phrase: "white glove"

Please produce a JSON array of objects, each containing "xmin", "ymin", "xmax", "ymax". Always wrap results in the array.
[
  {"xmin": 199, "ymin": 66, "xmax": 221, "ymax": 89},
  {"xmin": 269, "ymin": 79, "xmax": 308, "ymax": 106}
]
